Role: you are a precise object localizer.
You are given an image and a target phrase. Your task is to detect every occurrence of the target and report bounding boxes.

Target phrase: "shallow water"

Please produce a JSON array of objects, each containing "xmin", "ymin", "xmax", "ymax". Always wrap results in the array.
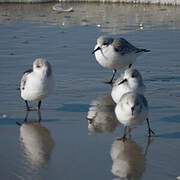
[{"xmin": 0, "ymin": 3, "xmax": 180, "ymax": 180}]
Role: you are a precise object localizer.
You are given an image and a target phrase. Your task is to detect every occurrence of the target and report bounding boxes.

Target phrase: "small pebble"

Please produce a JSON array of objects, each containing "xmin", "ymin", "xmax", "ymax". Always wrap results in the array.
[
  {"xmin": 139, "ymin": 23, "xmax": 144, "ymax": 30},
  {"xmin": 9, "ymin": 52, "xmax": 15, "ymax": 55},
  {"xmin": 64, "ymin": 16, "xmax": 71, "ymax": 18},
  {"xmin": 39, "ymin": 14, "xmax": 46, "ymax": 17},
  {"xmin": 81, "ymin": 19, "xmax": 88, "ymax": 22},
  {"xmin": 21, "ymin": 40, "xmax": 28, "ymax": 44},
  {"xmin": 1, "ymin": 113, "xmax": 7, "ymax": 119},
  {"xmin": 159, "ymin": 8, "xmax": 167, "ymax": 11}
]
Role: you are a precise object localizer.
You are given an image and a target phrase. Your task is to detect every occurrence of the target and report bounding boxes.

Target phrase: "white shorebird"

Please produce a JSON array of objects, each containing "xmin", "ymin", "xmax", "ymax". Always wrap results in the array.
[
  {"xmin": 111, "ymin": 69, "xmax": 145, "ymax": 104},
  {"xmin": 20, "ymin": 58, "xmax": 55, "ymax": 113},
  {"xmin": 115, "ymin": 92, "xmax": 154, "ymax": 139},
  {"xmin": 92, "ymin": 36, "xmax": 150, "ymax": 84}
]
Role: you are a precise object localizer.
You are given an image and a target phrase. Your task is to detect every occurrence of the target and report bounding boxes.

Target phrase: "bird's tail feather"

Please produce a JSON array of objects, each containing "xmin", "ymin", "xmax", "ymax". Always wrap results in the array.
[{"xmin": 136, "ymin": 48, "xmax": 151, "ymax": 53}]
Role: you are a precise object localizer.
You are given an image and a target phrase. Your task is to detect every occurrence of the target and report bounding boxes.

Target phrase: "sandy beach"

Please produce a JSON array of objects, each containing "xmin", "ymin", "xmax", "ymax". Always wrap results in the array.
[{"xmin": 0, "ymin": 2, "xmax": 180, "ymax": 180}]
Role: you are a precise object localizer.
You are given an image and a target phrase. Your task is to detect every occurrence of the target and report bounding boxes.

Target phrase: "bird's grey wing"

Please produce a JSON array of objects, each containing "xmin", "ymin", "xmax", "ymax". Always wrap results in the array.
[
  {"xmin": 23, "ymin": 69, "xmax": 33, "ymax": 74},
  {"xmin": 112, "ymin": 38, "xmax": 139, "ymax": 55},
  {"xmin": 20, "ymin": 69, "xmax": 33, "ymax": 90},
  {"xmin": 141, "ymin": 95, "xmax": 148, "ymax": 108},
  {"xmin": 141, "ymin": 82, "xmax": 146, "ymax": 90}
]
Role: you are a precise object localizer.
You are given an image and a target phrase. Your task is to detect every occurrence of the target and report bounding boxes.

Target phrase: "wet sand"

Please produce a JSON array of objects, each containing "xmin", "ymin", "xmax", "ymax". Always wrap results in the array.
[{"xmin": 0, "ymin": 3, "xmax": 180, "ymax": 180}]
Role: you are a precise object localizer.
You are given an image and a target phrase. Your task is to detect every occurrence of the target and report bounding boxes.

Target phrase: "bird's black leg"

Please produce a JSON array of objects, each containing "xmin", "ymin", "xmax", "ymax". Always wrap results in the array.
[
  {"xmin": 110, "ymin": 69, "xmax": 117, "ymax": 83},
  {"xmin": 38, "ymin": 101, "xmax": 41, "ymax": 110},
  {"xmin": 128, "ymin": 127, "xmax": 132, "ymax": 138},
  {"xmin": 36, "ymin": 101, "xmax": 42, "ymax": 122},
  {"xmin": 37, "ymin": 109, "xmax": 42, "ymax": 123},
  {"xmin": 122, "ymin": 126, "xmax": 127, "ymax": 141},
  {"xmin": 24, "ymin": 110, "xmax": 29, "ymax": 122},
  {"xmin": 117, "ymin": 126, "xmax": 127, "ymax": 141},
  {"xmin": 25, "ymin": 100, "xmax": 30, "ymax": 111},
  {"xmin": 105, "ymin": 69, "xmax": 117, "ymax": 84},
  {"xmin": 129, "ymin": 64, "xmax": 132, "ymax": 68},
  {"xmin": 146, "ymin": 118, "xmax": 155, "ymax": 137}
]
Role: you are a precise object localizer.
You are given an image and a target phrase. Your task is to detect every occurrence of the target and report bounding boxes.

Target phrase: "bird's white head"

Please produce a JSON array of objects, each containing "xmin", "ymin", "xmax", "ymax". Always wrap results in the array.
[
  {"xmin": 33, "ymin": 58, "xmax": 52, "ymax": 76},
  {"xmin": 92, "ymin": 36, "xmax": 113, "ymax": 54},
  {"xmin": 119, "ymin": 69, "xmax": 144, "ymax": 89},
  {"xmin": 97, "ymin": 36, "xmax": 113, "ymax": 47},
  {"xmin": 122, "ymin": 93, "xmax": 143, "ymax": 116},
  {"xmin": 124, "ymin": 69, "xmax": 143, "ymax": 82}
]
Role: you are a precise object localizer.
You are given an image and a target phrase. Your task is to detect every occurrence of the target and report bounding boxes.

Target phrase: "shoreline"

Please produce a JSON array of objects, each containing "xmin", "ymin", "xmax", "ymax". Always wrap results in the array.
[
  {"xmin": 0, "ymin": 3, "xmax": 180, "ymax": 35},
  {"xmin": 0, "ymin": 0, "xmax": 180, "ymax": 6}
]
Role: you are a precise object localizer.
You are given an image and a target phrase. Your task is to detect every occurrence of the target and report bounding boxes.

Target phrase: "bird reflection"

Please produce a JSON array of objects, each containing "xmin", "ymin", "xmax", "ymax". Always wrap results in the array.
[
  {"xmin": 87, "ymin": 94, "xmax": 119, "ymax": 135},
  {"xmin": 110, "ymin": 138, "xmax": 152, "ymax": 180},
  {"xmin": 19, "ymin": 121, "xmax": 54, "ymax": 170}
]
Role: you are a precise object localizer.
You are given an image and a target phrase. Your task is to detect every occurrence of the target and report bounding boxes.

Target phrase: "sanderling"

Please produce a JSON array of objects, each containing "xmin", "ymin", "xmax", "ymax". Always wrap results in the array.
[
  {"xmin": 111, "ymin": 69, "xmax": 145, "ymax": 104},
  {"xmin": 20, "ymin": 58, "xmax": 55, "ymax": 113},
  {"xmin": 115, "ymin": 92, "xmax": 154, "ymax": 139},
  {"xmin": 92, "ymin": 36, "xmax": 150, "ymax": 84}
]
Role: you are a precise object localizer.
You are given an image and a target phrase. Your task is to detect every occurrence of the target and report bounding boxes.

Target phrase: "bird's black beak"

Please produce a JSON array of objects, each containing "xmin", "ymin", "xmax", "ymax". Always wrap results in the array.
[
  {"xmin": 86, "ymin": 117, "xmax": 93, "ymax": 124},
  {"xmin": 92, "ymin": 46, "xmax": 101, "ymax": 54},
  {"xmin": 16, "ymin": 121, "xmax": 22, "ymax": 126},
  {"xmin": 131, "ymin": 106, "xmax": 135, "ymax": 115},
  {"xmin": 118, "ymin": 79, "xmax": 127, "ymax": 85}
]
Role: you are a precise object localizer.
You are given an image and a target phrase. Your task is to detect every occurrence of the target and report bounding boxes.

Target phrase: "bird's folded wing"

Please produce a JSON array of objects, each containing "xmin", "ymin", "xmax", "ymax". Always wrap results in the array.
[
  {"xmin": 20, "ymin": 69, "xmax": 33, "ymax": 90},
  {"xmin": 112, "ymin": 38, "xmax": 138, "ymax": 55}
]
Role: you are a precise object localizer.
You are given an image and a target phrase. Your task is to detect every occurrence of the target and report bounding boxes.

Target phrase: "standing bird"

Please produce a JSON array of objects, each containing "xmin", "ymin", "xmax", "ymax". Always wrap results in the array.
[
  {"xmin": 111, "ymin": 69, "xmax": 145, "ymax": 104},
  {"xmin": 92, "ymin": 36, "xmax": 150, "ymax": 84},
  {"xmin": 115, "ymin": 92, "xmax": 154, "ymax": 139},
  {"xmin": 20, "ymin": 58, "xmax": 55, "ymax": 113}
]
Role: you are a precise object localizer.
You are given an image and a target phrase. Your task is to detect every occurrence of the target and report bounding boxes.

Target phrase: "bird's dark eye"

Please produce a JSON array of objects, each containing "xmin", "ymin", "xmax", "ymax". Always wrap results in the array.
[
  {"xmin": 103, "ymin": 42, "xmax": 108, "ymax": 46},
  {"xmin": 36, "ymin": 65, "xmax": 40, "ymax": 68},
  {"xmin": 132, "ymin": 73, "xmax": 137, "ymax": 78}
]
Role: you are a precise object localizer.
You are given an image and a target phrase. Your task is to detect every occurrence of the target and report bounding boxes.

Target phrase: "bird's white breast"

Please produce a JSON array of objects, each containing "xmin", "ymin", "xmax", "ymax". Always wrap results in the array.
[
  {"xmin": 115, "ymin": 102, "xmax": 148, "ymax": 126},
  {"xmin": 112, "ymin": 83, "xmax": 145, "ymax": 104},
  {"xmin": 111, "ymin": 84, "xmax": 131, "ymax": 104},
  {"xmin": 21, "ymin": 72, "xmax": 54, "ymax": 101}
]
